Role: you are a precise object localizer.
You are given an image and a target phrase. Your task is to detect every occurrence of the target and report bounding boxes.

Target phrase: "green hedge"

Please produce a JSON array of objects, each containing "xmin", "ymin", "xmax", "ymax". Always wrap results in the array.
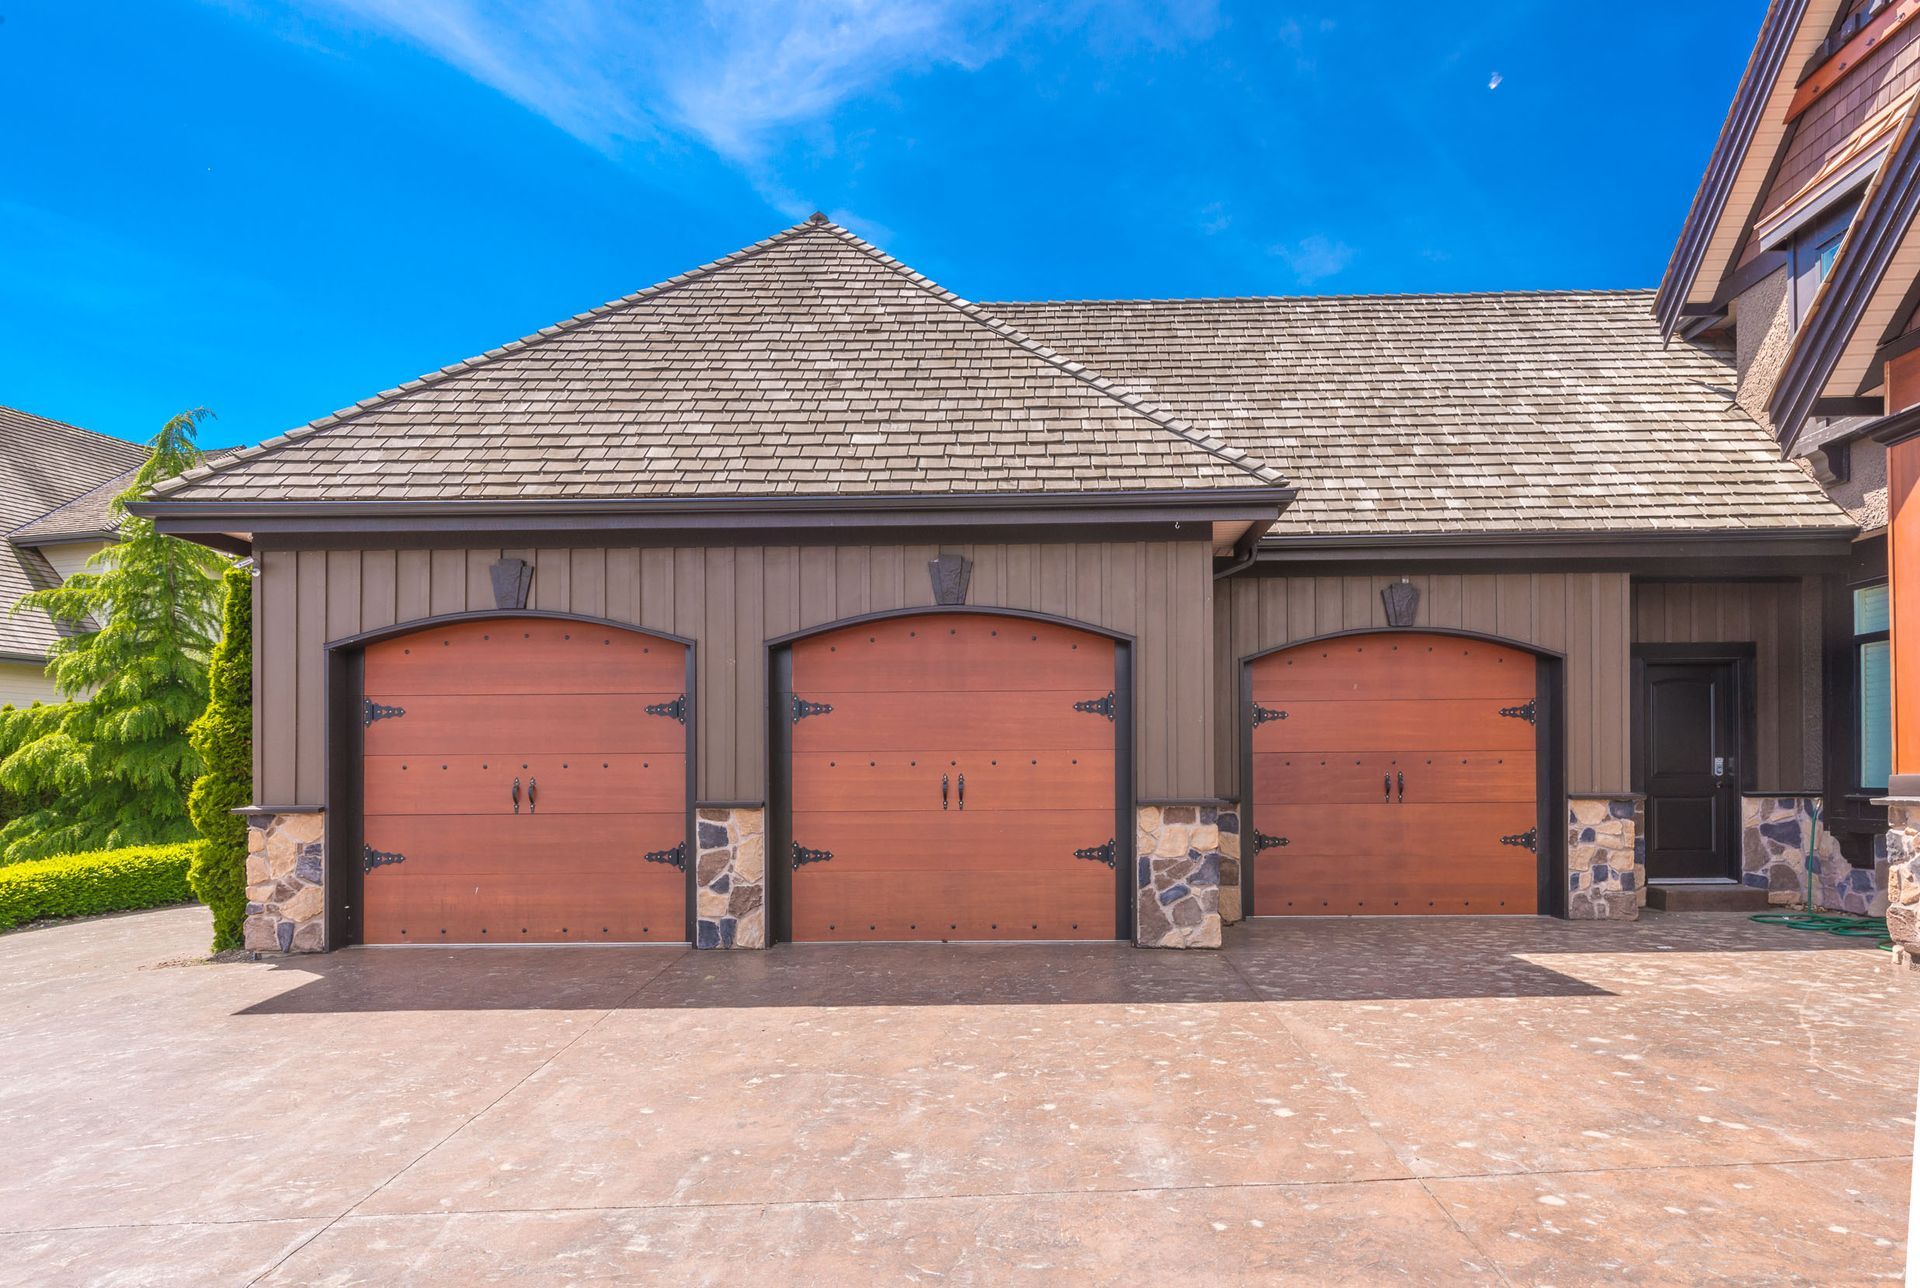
[{"xmin": 0, "ymin": 843, "xmax": 196, "ymax": 932}]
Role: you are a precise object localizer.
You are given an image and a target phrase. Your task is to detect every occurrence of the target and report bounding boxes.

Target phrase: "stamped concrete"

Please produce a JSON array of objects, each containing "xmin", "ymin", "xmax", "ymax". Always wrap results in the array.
[{"xmin": 0, "ymin": 906, "xmax": 1913, "ymax": 1285}]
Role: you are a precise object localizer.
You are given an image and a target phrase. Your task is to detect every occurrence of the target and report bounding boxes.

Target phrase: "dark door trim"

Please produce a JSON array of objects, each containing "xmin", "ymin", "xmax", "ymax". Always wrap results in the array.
[
  {"xmin": 322, "ymin": 611, "xmax": 698, "ymax": 948},
  {"xmin": 766, "ymin": 607, "xmax": 1135, "ymax": 945},
  {"xmin": 1237, "ymin": 627, "xmax": 1568, "ymax": 919},
  {"xmin": 1631, "ymin": 642, "xmax": 1757, "ymax": 883}
]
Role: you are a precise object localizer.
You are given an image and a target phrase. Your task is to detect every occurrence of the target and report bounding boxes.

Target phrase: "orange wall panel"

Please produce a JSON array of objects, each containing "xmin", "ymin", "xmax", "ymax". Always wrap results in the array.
[{"xmin": 1893, "ymin": 438, "xmax": 1920, "ymax": 775}]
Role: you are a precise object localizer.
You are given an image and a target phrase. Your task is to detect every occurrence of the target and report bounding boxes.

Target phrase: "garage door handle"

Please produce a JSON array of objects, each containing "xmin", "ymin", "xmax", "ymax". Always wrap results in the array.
[
  {"xmin": 958, "ymin": 773, "xmax": 965, "ymax": 811},
  {"xmin": 942, "ymin": 774, "xmax": 949, "ymax": 810},
  {"xmin": 512, "ymin": 777, "xmax": 521, "ymax": 814},
  {"xmin": 1383, "ymin": 773, "xmax": 1391, "ymax": 803},
  {"xmin": 1397, "ymin": 771, "xmax": 1405, "ymax": 804},
  {"xmin": 528, "ymin": 777, "xmax": 538, "ymax": 815}
]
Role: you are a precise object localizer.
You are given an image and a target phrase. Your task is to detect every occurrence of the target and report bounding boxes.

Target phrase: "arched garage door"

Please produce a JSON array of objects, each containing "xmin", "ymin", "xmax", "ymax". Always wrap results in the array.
[
  {"xmin": 1247, "ymin": 632, "xmax": 1542, "ymax": 915},
  {"xmin": 782, "ymin": 613, "xmax": 1125, "ymax": 941},
  {"xmin": 358, "ymin": 618, "xmax": 690, "ymax": 944}
]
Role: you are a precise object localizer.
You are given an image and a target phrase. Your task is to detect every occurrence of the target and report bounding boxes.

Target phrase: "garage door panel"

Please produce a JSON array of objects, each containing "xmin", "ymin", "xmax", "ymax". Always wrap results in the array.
[
  {"xmin": 793, "ymin": 691, "xmax": 1119, "ymax": 753},
  {"xmin": 363, "ymin": 693, "xmax": 688, "ymax": 755},
  {"xmin": 361, "ymin": 876, "xmax": 686, "ymax": 944},
  {"xmin": 1253, "ymin": 634, "xmax": 1531, "ymax": 701},
  {"xmin": 1252, "ymin": 855, "xmax": 1537, "ymax": 915},
  {"xmin": 1251, "ymin": 803, "xmax": 1539, "ymax": 861},
  {"xmin": 790, "ymin": 809, "xmax": 1115, "ymax": 871},
  {"xmin": 363, "ymin": 812, "xmax": 688, "ymax": 874},
  {"xmin": 791, "ymin": 870, "xmax": 1114, "ymax": 941},
  {"xmin": 792, "ymin": 618, "xmax": 1113, "ymax": 692},
  {"xmin": 791, "ymin": 753, "xmax": 1113, "ymax": 812},
  {"xmin": 1252, "ymin": 752, "xmax": 1534, "ymax": 805},
  {"xmin": 365, "ymin": 754, "xmax": 686, "ymax": 815},
  {"xmin": 1254, "ymin": 699, "xmax": 1536, "ymax": 752},
  {"xmin": 365, "ymin": 620, "xmax": 685, "ymax": 694}
]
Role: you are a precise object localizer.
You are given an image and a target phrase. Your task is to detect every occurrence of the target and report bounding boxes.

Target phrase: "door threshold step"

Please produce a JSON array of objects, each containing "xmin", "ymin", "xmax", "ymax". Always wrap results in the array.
[{"xmin": 1646, "ymin": 882, "xmax": 1771, "ymax": 912}]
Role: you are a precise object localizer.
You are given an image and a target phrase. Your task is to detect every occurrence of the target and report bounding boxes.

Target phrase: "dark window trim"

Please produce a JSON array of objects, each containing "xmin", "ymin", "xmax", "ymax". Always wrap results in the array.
[{"xmin": 1821, "ymin": 536, "xmax": 1889, "ymax": 862}]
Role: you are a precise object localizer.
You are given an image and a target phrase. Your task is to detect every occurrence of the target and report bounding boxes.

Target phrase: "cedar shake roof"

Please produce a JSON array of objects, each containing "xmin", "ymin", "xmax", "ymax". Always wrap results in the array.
[
  {"xmin": 148, "ymin": 217, "xmax": 1281, "ymax": 505},
  {"xmin": 990, "ymin": 291, "xmax": 1852, "ymax": 536},
  {"xmin": 9, "ymin": 464, "xmax": 142, "ymax": 546},
  {"xmin": 0, "ymin": 405, "xmax": 147, "ymax": 663}
]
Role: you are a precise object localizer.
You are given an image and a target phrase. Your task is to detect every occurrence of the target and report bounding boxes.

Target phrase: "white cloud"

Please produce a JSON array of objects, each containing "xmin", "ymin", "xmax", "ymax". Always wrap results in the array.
[
  {"xmin": 1488, "ymin": 70, "xmax": 1503, "ymax": 90},
  {"xmin": 1270, "ymin": 234, "xmax": 1354, "ymax": 284}
]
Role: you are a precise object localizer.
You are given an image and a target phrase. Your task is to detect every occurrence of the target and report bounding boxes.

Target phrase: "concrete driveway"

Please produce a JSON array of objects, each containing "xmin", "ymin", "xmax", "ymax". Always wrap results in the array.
[{"xmin": 0, "ymin": 906, "xmax": 1912, "ymax": 1286}]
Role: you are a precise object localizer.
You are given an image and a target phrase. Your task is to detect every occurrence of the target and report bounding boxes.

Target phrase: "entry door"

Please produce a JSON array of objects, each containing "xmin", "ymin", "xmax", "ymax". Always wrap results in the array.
[
  {"xmin": 1639, "ymin": 660, "xmax": 1740, "ymax": 881},
  {"xmin": 1249, "ymin": 633, "xmax": 1541, "ymax": 915},
  {"xmin": 359, "ymin": 618, "xmax": 690, "ymax": 944},
  {"xmin": 785, "ymin": 614, "xmax": 1121, "ymax": 941}
]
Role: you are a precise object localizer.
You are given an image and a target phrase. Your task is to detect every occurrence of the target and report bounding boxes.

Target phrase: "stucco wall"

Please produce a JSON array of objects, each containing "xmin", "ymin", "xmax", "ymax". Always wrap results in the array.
[{"xmin": 0, "ymin": 660, "xmax": 59, "ymax": 709}]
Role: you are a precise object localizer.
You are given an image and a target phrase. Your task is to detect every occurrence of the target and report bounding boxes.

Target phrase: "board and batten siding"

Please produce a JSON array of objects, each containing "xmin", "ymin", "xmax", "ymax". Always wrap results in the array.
[
  {"xmin": 1215, "ymin": 572, "xmax": 1635, "ymax": 797},
  {"xmin": 1630, "ymin": 578, "xmax": 1822, "ymax": 791},
  {"xmin": 254, "ymin": 540, "xmax": 1216, "ymax": 807}
]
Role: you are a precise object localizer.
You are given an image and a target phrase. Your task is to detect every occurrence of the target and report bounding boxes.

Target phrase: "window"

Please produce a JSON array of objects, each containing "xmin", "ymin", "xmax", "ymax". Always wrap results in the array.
[
  {"xmin": 1854, "ymin": 584, "xmax": 1892, "ymax": 791},
  {"xmin": 1790, "ymin": 199, "xmax": 1860, "ymax": 326}
]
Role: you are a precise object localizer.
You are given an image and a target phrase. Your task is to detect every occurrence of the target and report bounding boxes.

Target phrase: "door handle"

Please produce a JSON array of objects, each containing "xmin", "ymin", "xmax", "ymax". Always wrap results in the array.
[
  {"xmin": 512, "ymin": 777, "xmax": 521, "ymax": 814},
  {"xmin": 1397, "ymin": 771, "xmax": 1405, "ymax": 804},
  {"xmin": 958, "ymin": 773, "xmax": 965, "ymax": 811},
  {"xmin": 942, "ymin": 773, "xmax": 950, "ymax": 810},
  {"xmin": 1383, "ymin": 773, "xmax": 1391, "ymax": 803},
  {"xmin": 528, "ymin": 777, "xmax": 538, "ymax": 815}
]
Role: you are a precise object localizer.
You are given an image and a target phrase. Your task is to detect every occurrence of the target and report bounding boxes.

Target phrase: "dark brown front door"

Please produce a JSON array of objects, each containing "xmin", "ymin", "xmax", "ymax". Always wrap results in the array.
[
  {"xmin": 1248, "ymin": 632, "xmax": 1541, "ymax": 915},
  {"xmin": 786, "ymin": 614, "xmax": 1121, "ymax": 941},
  {"xmin": 1639, "ymin": 659, "xmax": 1741, "ymax": 881},
  {"xmin": 359, "ymin": 618, "xmax": 689, "ymax": 944}
]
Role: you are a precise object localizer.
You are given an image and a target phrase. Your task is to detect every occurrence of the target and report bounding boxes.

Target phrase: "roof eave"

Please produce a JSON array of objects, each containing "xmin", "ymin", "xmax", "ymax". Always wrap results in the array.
[
  {"xmin": 1655, "ymin": 0, "xmax": 1816, "ymax": 338},
  {"xmin": 134, "ymin": 486, "xmax": 1297, "ymax": 542}
]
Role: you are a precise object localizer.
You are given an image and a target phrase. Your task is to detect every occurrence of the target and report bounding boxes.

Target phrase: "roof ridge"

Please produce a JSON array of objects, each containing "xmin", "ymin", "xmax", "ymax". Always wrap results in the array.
[
  {"xmin": 985, "ymin": 288, "xmax": 1658, "ymax": 307},
  {"xmin": 805, "ymin": 221, "xmax": 1285, "ymax": 486},
  {"xmin": 147, "ymin": 215, "xmax": 839, "ymax": 498}
]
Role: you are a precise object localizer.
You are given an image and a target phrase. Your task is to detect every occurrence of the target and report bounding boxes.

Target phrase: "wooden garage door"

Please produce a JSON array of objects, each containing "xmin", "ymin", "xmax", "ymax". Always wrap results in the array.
[
  {"xmin": 1249, "ymin": 632, "xmax": 1540, "ymax": 915},
  {"xmin": 360, "ymin": 618, "xmax": 689, "ymax": 944},
  {"xmin": 788, "ymin": 614, "xmax": 1121, "ymax": 941}
]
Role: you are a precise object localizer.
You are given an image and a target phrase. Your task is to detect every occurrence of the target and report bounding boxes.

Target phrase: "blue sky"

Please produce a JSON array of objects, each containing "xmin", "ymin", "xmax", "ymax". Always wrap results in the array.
[{"xmin": 2, "ymin": 1, "xmax": 1761, "ymax": 450}]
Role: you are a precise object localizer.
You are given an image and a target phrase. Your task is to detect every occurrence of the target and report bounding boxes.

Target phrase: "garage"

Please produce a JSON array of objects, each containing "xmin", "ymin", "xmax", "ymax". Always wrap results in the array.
[
  {"xmin": 357, "ymin": 617, "xmax": 691, "ymax": 944},
  {"xmin": 1246, "ymin": 631, "xmax": 1544, "ymax": 916},
  {"xmin": 777, "ymin": 613, "xmax": 1126, "ymax": 942}
]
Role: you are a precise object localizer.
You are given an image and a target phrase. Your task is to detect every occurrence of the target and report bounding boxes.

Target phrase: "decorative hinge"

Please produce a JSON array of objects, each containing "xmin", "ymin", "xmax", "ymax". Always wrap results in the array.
[
  {"xmin": 1500, "ymin": 827, "xmax": 1538, "ymax": 853},
  {"xmin": 1073, "ymin": 691, "xmax": 1117, "ymax": 721},
  {"xmin": 643, "ymin": 841, "xmax": 686, "ymax": 870},
  {"xmin": 363, "ymin": 843, "xmax": 406, "ymax": 873},
  {"xmin": 1251, "ymin": 704, "xmax": 1289, "ymax": 726},
  {"xmin": 1074, "ymin": 838, "xmax": 1117, "ymax": 868},
  {"xmin": 363, "ymin": 699, "xmax": 406, "ymax": 727},
  {"xmin": 792, "ymin": 695, "xmax": 834, "ymax": 723},
  {"xmin": 645, "ymin": 694, "xmax": 687, "ymax": 725},
  {"xmin": 1499, "ymin": 698, "xmax": 1537, "ymax": 725},
  {"xmin": 793, "ymin": 842, "xmax": 834, "ymax": 867},
  {"xmin": 1255, "ymin": 831, "xmax": 1290, "ymax": 853}
]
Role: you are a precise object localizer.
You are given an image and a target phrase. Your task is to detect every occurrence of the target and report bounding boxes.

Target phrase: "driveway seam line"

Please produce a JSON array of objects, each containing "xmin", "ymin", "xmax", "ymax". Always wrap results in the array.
[{"xmin": 242, "ymin": 948, "xmax": 692, "ymax": 1286}]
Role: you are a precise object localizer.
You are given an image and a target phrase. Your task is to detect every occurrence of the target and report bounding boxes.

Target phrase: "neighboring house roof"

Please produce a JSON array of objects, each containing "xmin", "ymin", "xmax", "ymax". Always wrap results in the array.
[
  {"xmin": 9, "ymin": 463, "xmax": 141, "ymax": 546},
  {"xmin": 147, "ymin": 216, "xmax": 1282, "ymax": 508},
  {"xmin": 0, "ymin": 405, "xmax": 147, "ymax": 663},
  {"xmin": 990, "ymin": 291, "xmax": 1853, "ymax": 537}
]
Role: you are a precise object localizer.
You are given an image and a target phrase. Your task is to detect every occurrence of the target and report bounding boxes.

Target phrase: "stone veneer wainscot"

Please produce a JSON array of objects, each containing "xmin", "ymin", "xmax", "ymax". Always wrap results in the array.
[
  {"xmin": 695, "ymin": 806, "xmax": 767, "ymax": 949},
  {"xmin": 1743, "ymin": 796, "xmax": 1889, "ymax": 916},
  {"xmin": 1881, "ymin": 802, "xmax": 1920, "ymax": 969},
  {"xmin": 1567, "ymin": 796, "xmax": 1640, "ymax": 920},
  {"xmin": 243, "ymin": 810, "xmax": 325, "ymax": 953},
  {"xmin": 1134, "ymin": 804, "xmax": 1227, "ymax": 948}
]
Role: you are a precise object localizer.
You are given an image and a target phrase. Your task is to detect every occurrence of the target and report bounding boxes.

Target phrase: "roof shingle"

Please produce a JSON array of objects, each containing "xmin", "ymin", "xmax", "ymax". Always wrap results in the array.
[
  {"xmin": 150, "ymin": 218, "xmax": 1282, "ymax": 505},
  {"xmin": 990, "ymin": 291, "xmax": 1850, "ymax": 536}
]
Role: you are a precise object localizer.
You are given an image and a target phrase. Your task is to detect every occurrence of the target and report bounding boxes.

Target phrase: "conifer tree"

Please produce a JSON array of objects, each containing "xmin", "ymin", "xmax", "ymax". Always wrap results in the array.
[
  {"xmin": 0, "ymin": 410, "xmax": 227, "ymax": 861},
  {"xmin": 186, "ymin": 563, "xmax": 253, "ymax": 949}
]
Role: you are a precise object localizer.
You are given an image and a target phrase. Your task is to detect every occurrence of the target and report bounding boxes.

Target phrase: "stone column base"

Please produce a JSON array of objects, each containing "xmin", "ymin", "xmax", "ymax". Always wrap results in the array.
[
  {"xmin": 694, "ymin": 807, "xmax": 767, "ymax": 949},
  {"xmin": 1134, "ymin": 805, "xmax": 1224, "ymax": 948},
  {"xmin": 1567, "ymin": 797, "xmax": 1640, "ymax": 920},
  {"xmin": 1881, "ymin": 802, "xmax": 1920, "ymax": 960},
  {"xmin": 243, "ymin": 811, "xmax": 325, "ymax": 953},
  {"xmin": 1743, "ymin": 796, "xmax": 1888, "ymax": 915}
]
